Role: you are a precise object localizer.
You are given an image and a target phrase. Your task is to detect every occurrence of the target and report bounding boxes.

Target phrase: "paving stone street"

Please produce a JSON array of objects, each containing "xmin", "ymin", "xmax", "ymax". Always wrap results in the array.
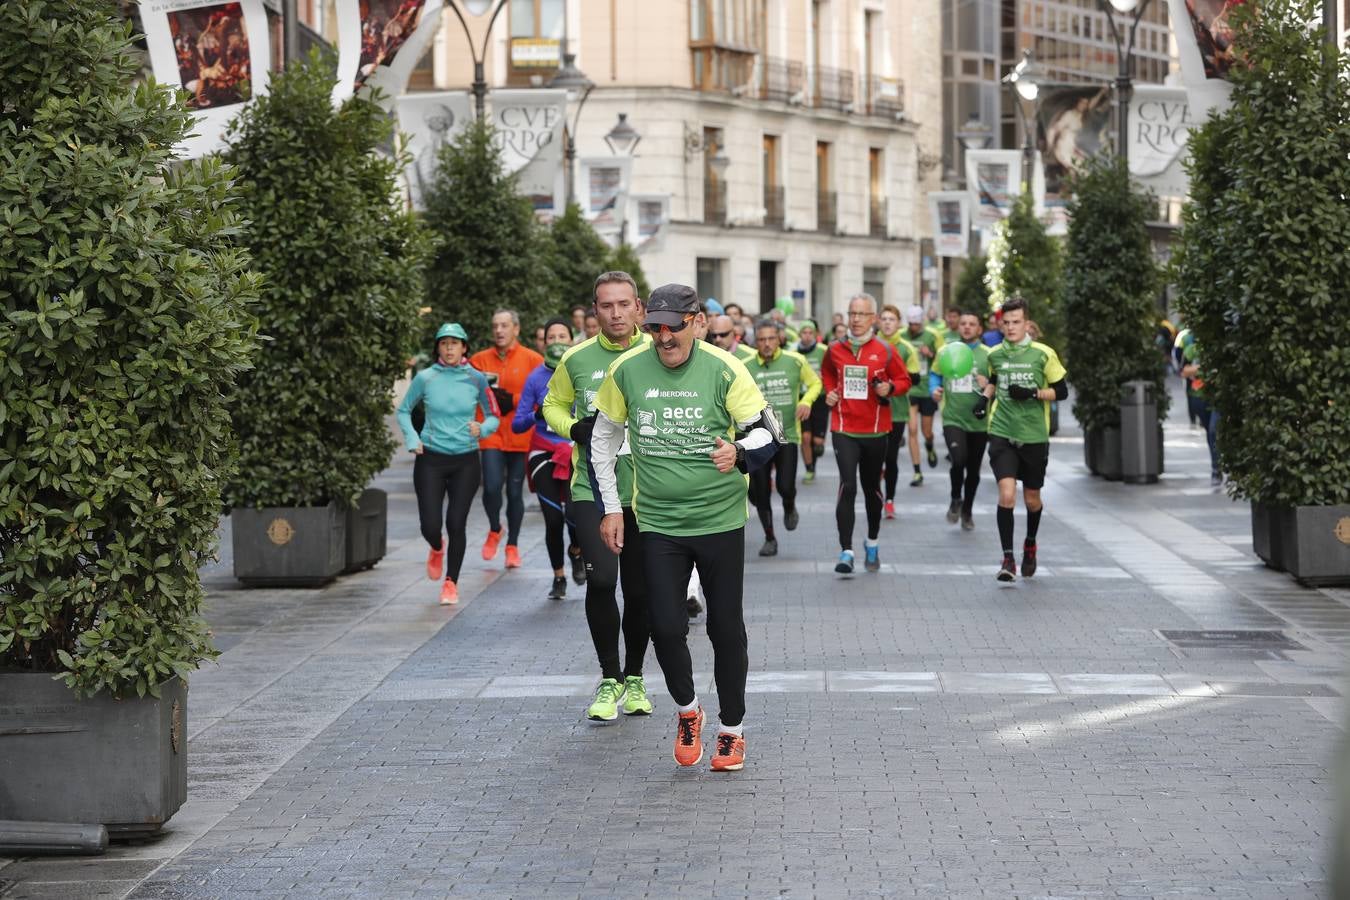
[{"xmin": 2, "ymin": 387, "xmax": 1344, "ymax": 899}]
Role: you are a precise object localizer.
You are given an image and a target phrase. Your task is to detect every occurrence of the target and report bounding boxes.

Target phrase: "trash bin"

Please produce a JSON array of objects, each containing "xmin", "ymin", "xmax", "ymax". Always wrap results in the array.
[{"xmin": 1120, "ymin": 380, "xmax": 1160, "ymax": 484}]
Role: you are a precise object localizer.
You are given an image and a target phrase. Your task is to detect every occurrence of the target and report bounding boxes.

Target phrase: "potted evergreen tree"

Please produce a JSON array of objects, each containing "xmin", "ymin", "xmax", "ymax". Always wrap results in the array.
[
  {"xmin": 0, "ymin": 0, "xmax": 260, "ymax": 831},
  {"xmin": 1064, "ymin": 157, "xmax": 1167, "ymax": 479},
  {"xmin": 224, "ymin": 56, "xmax": 428, "ymax": 586},
  {"xmin": 1176, "ymin": 0, "xmax": 1350, "ymax": 585}
]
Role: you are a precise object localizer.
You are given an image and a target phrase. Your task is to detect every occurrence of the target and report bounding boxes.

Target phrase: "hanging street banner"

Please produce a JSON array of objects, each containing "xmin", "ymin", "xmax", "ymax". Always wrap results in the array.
[
  {"xmin": 395, "ymin": 91, "xmax": 472, "ymax": 210},
  {"xmin": 490, "ymin": 89, "xmax": 567, "ymax": 221},
  {"xmin": 1166, "ymin": 0, "xmax": 1243, "ymax": 115},
  {"xmin": 1036, "ymin": 84, "xmax": 1113, "ymax": 234},
  {"xmin": 580, "ymin": 157, "xmax": 632, "ymax": 245},
  {"xmin": 631, "ymin": 193, "xmax": 672, "ymax": 250},
  {"xmin": 332, "ymin": 0, "xmax": 445, "ymax": 108},
  {"xmin": 964, "ymin": 149, "xmax": 1019, "ymax": 228},
  {"xmin": 1129, "ymin": 84, "xmax": 1195, "ymax": 197},
  {"xmin": 928, "ymin": 191, "xmax": 970, "ymax": 258},
  {"xmin": 140, "ymin": 0, "xmax": 272, "ymax": 158}
]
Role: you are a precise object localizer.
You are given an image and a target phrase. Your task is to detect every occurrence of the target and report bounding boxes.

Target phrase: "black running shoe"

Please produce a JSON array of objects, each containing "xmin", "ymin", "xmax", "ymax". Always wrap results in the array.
[
  {"xmin": 570, "ymin": 551, "xmax": 586, "ymax": 586},
  {"xmin": 997, "ymin": 554, "xmax": 1017, "ymax": 582},
  {"xmin": 946, "ymin": 499, "xmax": 961, "ymax": 524},
  {"xmin": 960, "ymin": 513, "xmax": 975, "ymax": 531},
  {"xmin": 784, "ymin": 506, "xmax": 800, "ymax": 531},
  {"xmin": 1021, "ymin": 541, "xmax": 1037, "ymax": 578},
  {"xmin": 759, "ymin": 538, "xmax": 778, "ymax": 557},
  {"xmin": 548, "ymin": 576, "xmax": 567, "ymax": 600},
  {"xmin": 926, "ymin": 444, "xmax": 938, "ymax": 468}
]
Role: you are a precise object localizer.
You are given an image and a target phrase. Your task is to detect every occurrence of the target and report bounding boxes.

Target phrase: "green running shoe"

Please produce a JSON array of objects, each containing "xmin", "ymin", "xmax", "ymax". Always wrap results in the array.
[
  {"xmin": 622, "ymin": 675, "xmax": 653, "ymax": 715},
  {"xmin": 586, "ymin": 678, "xmax": 623, "ymax": 722},
  {"xmin": 803, "ymin": 470, "xmax": 816, "ymax": 484}
]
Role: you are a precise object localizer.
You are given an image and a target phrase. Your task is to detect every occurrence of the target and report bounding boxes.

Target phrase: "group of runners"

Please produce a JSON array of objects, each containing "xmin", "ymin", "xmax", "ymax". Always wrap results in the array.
[{"xmin": 395, "ymin": 272, "xmax": 1066, "ymax": 771}]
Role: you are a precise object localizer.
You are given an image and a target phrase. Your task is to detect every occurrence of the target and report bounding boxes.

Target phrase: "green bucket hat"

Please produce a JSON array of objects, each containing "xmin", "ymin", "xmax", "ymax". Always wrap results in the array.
[{"xmin": 435, "ymin": 322, "xmax": 469, "ymax": 343}]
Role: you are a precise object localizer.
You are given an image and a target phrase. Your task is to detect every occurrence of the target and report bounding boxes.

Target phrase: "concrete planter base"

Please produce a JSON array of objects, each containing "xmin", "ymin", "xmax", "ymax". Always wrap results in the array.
[
  {"xmin": 342, "ymin": 488, "xmax": 387, "ymax": 574},
  {"xmin": 1085, "ymin": 427, "xmax": 1123, "ymax": 481},
  {"xmin": 232, "ymin": 502, "xmax": 346, "ymax": 587},
  {"xmin": 0, "ymin": 674, "xmax": 186, "ymax": 837},
  {"xmin": 1254, "ymin": 503, "xmax": 1350, "ymax": 587}
]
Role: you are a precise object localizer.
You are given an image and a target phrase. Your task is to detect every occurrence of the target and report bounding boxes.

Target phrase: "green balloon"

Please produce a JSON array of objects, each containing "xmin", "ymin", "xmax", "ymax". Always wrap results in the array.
[
  {"xmin": 776, "ymin": 295, "xmax": 795, "ymax": 316},
  {"xmin": 937, "ymin": 341, "xmax": 974, "ymax": 379}
]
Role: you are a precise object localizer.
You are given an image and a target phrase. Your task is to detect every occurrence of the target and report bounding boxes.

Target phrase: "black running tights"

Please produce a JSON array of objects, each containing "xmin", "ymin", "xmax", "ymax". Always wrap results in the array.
[
  {"xmin": 413, "ymin": 449, "xmax": 480, "ymax": 582},
  {"xmin": 571, "ymin": 500, "xmax": 650, "ymax": 682},
  {"xmin": 943, "ymin": 426, "xmax": 989, "ymax": 516},
  {"xmin": 833, "ymin": 432, "xmax": 886, "ymax": 550}
]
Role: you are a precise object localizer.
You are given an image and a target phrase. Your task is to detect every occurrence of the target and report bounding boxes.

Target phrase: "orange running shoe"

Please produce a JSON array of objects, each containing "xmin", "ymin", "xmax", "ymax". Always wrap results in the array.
[
  {"xmin": 481, "ymin": 529, "xmax": 502, "ymax": 560},
  {"xmin": 426, "ymin": 539, "xmax": 445, "ymax": 581},
  {"xmin": 710, "ymin": 731, "xmax": 746, "ymax": 772},
  {"xmin": 673, "ymin": 707, "xmax": 705, "ymax": 767},
  {"xmin": 504, "ymin": 545, "xmax": 522, "ymax": 568},
  {"xmin": 439, "ymin": 579, "xmax": 459, "ymax": 605}
]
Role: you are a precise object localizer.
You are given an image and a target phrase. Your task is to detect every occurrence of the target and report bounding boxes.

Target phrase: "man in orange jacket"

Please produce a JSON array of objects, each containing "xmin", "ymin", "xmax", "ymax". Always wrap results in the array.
[{"xmin": 469, "ymin": 309, "xmax": 543, "ymax": 568}]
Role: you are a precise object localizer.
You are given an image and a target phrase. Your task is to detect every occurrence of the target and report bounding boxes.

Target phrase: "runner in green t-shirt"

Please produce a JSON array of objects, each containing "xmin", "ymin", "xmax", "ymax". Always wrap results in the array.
[
  {"xmin": 794, "ymin": 321, "xmax": 830, "ymax": 483},
  {"xmin": 878, "ymin": 305, "xmax": 922, "ymax": 515},
  {"xmin": 979, "ymin": 297, "xmax": 1068, "ymax": 582},
  {"xmin": 929, "ymin": 310, "xmax": 993, "ymax": 530},
  {"xmin": 746, "ymin": 318, "xmax": 821, "ymax": 557},
  {"xmin": 904, "ymin": 305, "xmax": 946, "ymax": 478},
  {"xmin": 542, "ymin": 272, "xmax": 652, "ymax": 723},
  {"xmin": 941, "ymin": 307, "xmax": 962, "ymax": 347},
  {"xmin": 591, "ymin": 284, "xmax": 783, "ymax": 773}
]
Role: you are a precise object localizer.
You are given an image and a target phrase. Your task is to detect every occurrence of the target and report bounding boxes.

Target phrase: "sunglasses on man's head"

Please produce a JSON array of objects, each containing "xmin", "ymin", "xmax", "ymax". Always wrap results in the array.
[{"xmin": 642, "ymin": 314, "xmax": 695, "ymax": 335}]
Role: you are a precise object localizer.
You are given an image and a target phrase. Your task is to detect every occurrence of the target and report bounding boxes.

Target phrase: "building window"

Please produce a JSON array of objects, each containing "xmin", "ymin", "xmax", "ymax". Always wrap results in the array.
[
  {"xmin": 763, "ymin": 134, "xmax": 783, "ymax": 228},
  {"xmin": 508, "ymin": 0, "xmax": 562, "ymax": 85},
  {"xmin": 816, "ymin": 141, "xmax": 836, "ymax": 233},
  {"xmin": 868, "ymin": 148, "xmax": 886, "ymax": 237},
  {"xmin": 810, "ymin": 264, "xmax": 836, "ymax": 328},
  {"xmin": 863, "ymin": 267, "xmax": 888, "ymax": 305},
  {"xmin": 690, "ymin": 0, "xmax": 766, "ymax": 92},
  {"xmin": 697, "ymin": 257, "xmax": 726, "ymax": 305},
  {"xmin": 703, "ymin": 127, "xmax": 727, "ymax": 226}
]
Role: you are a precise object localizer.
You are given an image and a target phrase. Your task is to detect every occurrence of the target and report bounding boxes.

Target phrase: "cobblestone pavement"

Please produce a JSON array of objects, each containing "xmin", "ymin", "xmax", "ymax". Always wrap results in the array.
[{"xmin": 2, "ymin": 389, "xmax": 1343, "ymax": 899}]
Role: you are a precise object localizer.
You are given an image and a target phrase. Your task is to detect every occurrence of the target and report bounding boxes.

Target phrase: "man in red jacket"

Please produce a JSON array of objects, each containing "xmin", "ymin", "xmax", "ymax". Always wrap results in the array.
[{"xmin": 821, "ymin": 293, "xmax": 912, "ymax": 575}]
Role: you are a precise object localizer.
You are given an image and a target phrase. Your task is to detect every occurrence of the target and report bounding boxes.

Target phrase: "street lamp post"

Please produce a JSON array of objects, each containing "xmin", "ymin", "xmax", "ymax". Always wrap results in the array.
[
  {"xmin": 954, "ymin": 113, "xmax": 994, "ymax": 259},
  {"xmin": 549, "ymin": 53, "xmax": 595, "ymax": 208},
  {"xmin": 604, "ymin": 113, "xmax": 642, "ymax": 246},
  {"xmin": 445, "ymin": 0, "xmax": 510, "ymax": 121},
  {"xmin": 1095, "ymin": 0, "xmax": 1154, "ymax": 167},
  {"xmin": 1001, "ymin": 50, "xmax": 1042, "ymax": 189}
]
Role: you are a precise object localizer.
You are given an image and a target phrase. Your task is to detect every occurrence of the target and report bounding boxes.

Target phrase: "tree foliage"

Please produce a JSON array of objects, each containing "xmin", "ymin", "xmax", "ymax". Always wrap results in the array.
[
  {"xmin": 422, "ymin": 119, "xmax": 553, "ymax": 346},
  {"xmin": 953, "ymin": 255, "xmax": 989, "ymax": 314},
  {"xmin": 0, "ymin": 1, "xmax": 260, "ymax": 697},
  {"xmin": 1064, "ymin": 157, "xmax": 1166, "ymax": 430},
  {"xmin": 223, "ymin": 55, "xmax": 429, "ymax": 509},
  {"xmin": 986, "ymin": 192, "xmax": 1065, "ymax": 357},
  {"xmin": 549, "ymin": 203, "xmax": 611, "ymax": 311},
  {"xmin": 1175, "ymin": 0, "xmax": 1350, "ymax": 506}
]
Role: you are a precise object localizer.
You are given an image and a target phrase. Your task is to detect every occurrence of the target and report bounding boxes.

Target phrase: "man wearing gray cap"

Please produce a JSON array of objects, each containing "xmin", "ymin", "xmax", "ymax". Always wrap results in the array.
[{"xmin": 590, "ymin": 284, "xmax": 784, "ymax": 773}]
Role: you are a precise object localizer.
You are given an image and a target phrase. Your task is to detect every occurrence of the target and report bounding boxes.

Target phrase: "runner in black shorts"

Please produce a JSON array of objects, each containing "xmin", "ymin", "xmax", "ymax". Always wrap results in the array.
[{"xmin": 981, "ymin": 297, "xmax": 1067, "ymax": 582}]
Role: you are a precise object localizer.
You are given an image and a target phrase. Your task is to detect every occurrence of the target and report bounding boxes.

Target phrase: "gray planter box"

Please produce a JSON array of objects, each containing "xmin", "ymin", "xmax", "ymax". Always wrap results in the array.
[
  {"xmin": 1251, "ymin": 502, "xmax": 1285, "ymax": 571},
  {"xmin": 1260, "ymin": 504, "xmax": 1350, "ymax": 587},
  {"xmin": 342, "ymin": 488, "xmax": 387, "ymax": 574},
  {"xmin": 1086, "ymin": 427, "xmax": 1123, "ymax": 481},
  {"xmin": 0, "ymin": 674, "xmax": 186, "ymax": 837},
  {"xmin": 232, "ymin": 502, "xmax": 346, "ymax": 587}
]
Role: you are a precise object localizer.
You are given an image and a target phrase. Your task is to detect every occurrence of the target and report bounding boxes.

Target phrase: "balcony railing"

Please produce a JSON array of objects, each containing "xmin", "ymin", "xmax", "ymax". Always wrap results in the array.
[
  {"xmin": 704, "ymin": 181, "xmax": 727, "ymax": 226},
  {"xmin": 869, "ymin": 196, "xmax": 888, "ymax": 237},
  {"xmin": 863, "ymin": 75, "xmax": 906, "ymax": 118},
  {"xmin": 812, "ymin": 66, "xmax": 856, "ymax": 112},
  {"xmin": 760, "ymin": 56, "xmax": 804, "ymax": 102},
  {"xmin": 817, "ymin": 191, "xmax": 838, "ymax": 233},
  {"xmin": 763, "ymin": 184, "xmax": 785, "ymax": 229}
]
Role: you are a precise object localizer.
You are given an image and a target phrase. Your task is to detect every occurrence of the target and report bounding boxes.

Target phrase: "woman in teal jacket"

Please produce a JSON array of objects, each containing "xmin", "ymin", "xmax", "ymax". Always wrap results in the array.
[{"xmin": 397, "ymin": 323, "xmax": 500, "ymax": 605}]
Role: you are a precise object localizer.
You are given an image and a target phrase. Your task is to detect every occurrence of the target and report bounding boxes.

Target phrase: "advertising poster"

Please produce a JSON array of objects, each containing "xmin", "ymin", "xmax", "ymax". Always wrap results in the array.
[
  {"xmin": 1166, "ymin": 0, "xmax": 1245, "ymax": 114},
  {"xmin": 1129, "ymin": 84, "xmax": 1195, "ymax": 197},
  {"xmin": 1036, "ymin": 84, "xmax": 1113, "ymax": 234},
  {"xmin": 332, "ymin": 0, "xmax": 445, "ymax": 108},
  {"xmin": 928, "ymin": 191, "xmax": 970, "ymax": 258},
  {"xmin": 140, "ymin": 0, "xmax": 272, "ymax": 158},
  {"xmin": 490, "ymin": 89, "xmax": 566, "ymax": 219},
  {"xmin": 395, "ymin": 91, "xmax": 472, "ymax": 210},
  {"xmin": 963, "ymin": 149, "xmax": 1021, "ymax": 228}
]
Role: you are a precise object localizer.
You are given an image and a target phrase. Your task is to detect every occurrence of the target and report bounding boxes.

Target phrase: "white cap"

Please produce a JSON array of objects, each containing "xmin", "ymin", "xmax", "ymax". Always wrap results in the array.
[{"xmin": 905, "ymin": 305, "xmax": 925, "ymax": 324}]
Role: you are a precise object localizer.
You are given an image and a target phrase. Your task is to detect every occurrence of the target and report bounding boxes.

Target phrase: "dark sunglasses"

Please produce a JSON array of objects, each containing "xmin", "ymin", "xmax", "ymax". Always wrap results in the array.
[
  {"xmin": 708, "ymin": 330, "xmax": 733, "ymax": 339},
  {"xmin": 643, "ymin": 314, "xmax": 695, "ymax": 335}
]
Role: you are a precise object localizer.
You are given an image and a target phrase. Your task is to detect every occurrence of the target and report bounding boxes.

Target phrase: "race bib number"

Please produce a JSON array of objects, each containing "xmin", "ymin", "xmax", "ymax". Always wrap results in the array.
[
  {"xmin": 918, "ymin": 356, "xmax": 930, "ymax": 377},
  {"xmin": 843, "ymin": 365, "xmax": 869, "ymax": 400},
  {"xmin": 948, "ymin": 374, "xmax": 974, "ymax": 394}
]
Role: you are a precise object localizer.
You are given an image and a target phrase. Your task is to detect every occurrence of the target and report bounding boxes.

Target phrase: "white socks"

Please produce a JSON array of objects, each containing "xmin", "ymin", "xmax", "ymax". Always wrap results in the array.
[
  {"xmin": 864, "ymin": 538, "xmax": 879, "ymax": 549},
  {"xmin": 721, "ymin": 722, "xmax": 744, "ymax": 736},
  {"xmin": 677, "ymin": 697, "xmax": 699, "ymax": 714}
]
